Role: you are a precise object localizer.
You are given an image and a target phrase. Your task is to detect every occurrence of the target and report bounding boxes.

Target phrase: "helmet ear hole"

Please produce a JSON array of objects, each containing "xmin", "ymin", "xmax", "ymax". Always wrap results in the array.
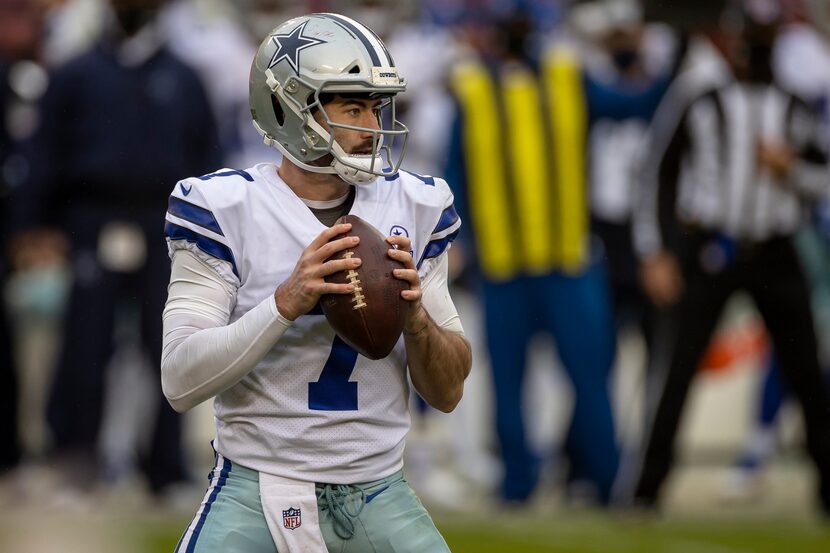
[
  {"xmin": 348, "ymin": 65, "xmax": 360, "ymax": 74},
  {"xmin": 271, "ymin": 94, "xmax": 285, "ymax": 126}
]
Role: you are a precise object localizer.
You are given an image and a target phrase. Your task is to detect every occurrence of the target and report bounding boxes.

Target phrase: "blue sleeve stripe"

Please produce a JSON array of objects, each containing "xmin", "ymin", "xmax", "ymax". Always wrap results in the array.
[
  {"xmin": 418, "ymin": 228, "xmax": 460, "ymax": 267},
  {"xmin": 168, "ymin": 196, "xmax": 224, "ymax": 236},
  {"xmin": 432, "ymin": 205, "xmax": 459, "ymax": 234},
  {"xmin": 165, "ymin": 222, "xmax": 239, "ymax": 278},
  {"xmin": 197, "ymin": 169, "xmax": 254, "ymax": 182}
]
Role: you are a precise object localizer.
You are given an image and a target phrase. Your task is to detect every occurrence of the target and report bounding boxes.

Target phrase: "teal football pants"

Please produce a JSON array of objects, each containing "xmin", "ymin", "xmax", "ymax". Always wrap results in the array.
[{"xmin": 174, "ymin": 453, "xmax": 451, "ymax": 553}]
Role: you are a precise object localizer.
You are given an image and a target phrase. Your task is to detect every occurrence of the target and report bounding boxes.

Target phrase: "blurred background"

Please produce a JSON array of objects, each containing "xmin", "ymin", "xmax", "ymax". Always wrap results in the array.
[{"xmin": 2, "ymin": 0, "xmax": 830, "ymax": 551}]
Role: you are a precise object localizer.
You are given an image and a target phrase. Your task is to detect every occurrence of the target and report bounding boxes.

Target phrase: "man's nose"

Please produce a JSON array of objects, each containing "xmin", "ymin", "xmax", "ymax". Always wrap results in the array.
[{"xmin": 359, "ymin": 109, "xmax": 381, "ymax": 131}]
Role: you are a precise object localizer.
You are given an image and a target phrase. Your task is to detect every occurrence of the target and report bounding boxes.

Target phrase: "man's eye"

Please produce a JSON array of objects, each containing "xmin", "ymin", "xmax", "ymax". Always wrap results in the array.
[{"xmin": 347, "ymin": 108, "xmax": 360, "ymax": 117}]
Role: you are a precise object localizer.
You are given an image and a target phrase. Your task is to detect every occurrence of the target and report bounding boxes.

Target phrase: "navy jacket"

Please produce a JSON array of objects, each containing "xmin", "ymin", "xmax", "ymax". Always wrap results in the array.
[{"xmin": 15, "ymin": 40, "xmax": 221, "ymax": 234}]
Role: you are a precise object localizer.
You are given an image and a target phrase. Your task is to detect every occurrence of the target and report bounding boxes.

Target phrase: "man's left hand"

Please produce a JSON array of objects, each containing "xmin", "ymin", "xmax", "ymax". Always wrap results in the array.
[{"xmin": 386, "ymin": 234, "xmax": 428, "ymax": 333}]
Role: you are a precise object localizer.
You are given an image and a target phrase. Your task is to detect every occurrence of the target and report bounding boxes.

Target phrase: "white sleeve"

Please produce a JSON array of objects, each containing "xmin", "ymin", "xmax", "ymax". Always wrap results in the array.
[
  {"xmin": 420, "ymin": 251, "xmax": 464, "ymax": 335},
  {"xmin": 161, "ymin": 249, "xmax": 292, "ymax": 412}
]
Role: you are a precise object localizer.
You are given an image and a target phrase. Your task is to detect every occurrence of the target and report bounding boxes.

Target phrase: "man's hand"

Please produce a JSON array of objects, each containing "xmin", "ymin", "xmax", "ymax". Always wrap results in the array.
[
  {"xmin": 386, "ymin": 234, "xmax": 428, "ymax": 333},
  {"xmin": 387, "ymin": 233, "xmax": 469, "ymax": 412},
  {"xmin": 757, "ymin": 140, "xmax": 795, "ymax": 181},
  {"xmin": 640, "ymin": 249, "xmax": 684, "ymax": 308},
  {"xmin": 275, "ymin": 223, "xmax": 361, "ymax": 321}
]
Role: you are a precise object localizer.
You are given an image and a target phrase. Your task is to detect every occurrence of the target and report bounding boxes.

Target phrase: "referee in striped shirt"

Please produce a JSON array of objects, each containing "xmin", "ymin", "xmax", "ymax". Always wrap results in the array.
[{"xmin": 629, "ymin": 14, "xmax": 830, "ymax": 513}]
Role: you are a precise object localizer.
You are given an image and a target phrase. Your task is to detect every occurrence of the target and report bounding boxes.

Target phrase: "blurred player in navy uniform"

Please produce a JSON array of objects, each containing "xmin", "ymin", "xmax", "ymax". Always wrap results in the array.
[
  {"xmin": 162, "ymin": 13, "xmax": 470, "ymax": 553},
  {"xmin": 11, "ymin": 0, "xmax": 220, "ymax": 494}
]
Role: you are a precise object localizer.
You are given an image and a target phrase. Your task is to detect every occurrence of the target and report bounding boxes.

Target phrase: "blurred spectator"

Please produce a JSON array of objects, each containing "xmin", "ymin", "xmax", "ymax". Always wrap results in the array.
[
  {"xmin": 445, "ymin": 6, "xmax": 620, "ymax": 505},
  {"xmin": 10, "ymin": 0, "xmax": 221, "ymax": 496},
  {"xmin": 629, "ymin": 3, "xmax": 830, "ymax": 514},
  {"xmin": 572, "ymin": 1, "xmax": 679, "ymax": 347},
  {"xmin": 40, "ymin": 0, "xmax": 106, "ymax": 66},
  {"xmin": 0, "ymin": 0, "xmax": 46, "ymax": 474},
  {"xmin": 385, "ymin": 3, "xmax": 461, "ymax": 176},
  {"xmin": 161, "ymin": 0, "xmax": 277, "ymax": 169}
]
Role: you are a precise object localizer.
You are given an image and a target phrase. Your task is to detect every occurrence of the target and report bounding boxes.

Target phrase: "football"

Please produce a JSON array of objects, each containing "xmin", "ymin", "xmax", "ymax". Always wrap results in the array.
[{"xmin": 321, "ymin": 214, "xmax": 409, "ymax": 359}]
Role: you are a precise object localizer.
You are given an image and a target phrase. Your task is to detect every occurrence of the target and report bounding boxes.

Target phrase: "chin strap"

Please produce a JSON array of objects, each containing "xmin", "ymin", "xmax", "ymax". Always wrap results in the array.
[{"xmin": 333, "ymin": 154, "xmax": 383, "ymax": 185}]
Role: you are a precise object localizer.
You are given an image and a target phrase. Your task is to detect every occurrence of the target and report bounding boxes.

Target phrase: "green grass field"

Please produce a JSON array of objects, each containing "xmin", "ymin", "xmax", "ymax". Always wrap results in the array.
[
  {"xmin": 5, "ymin": 509, "xmax": 828, "ymax": 553},
  {"xmin": 435, "ymin": 512, "xmax": 830, "ymax": 553},
  {"xmin": 3, "ymin": 461, "xmax": 830, "ymax": 553}
]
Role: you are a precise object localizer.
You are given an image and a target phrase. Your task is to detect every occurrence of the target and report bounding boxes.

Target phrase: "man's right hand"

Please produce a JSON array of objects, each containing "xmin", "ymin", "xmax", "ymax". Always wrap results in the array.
[
  {"xmin": 640, "ymin": 249, "xmax": 684, "ymax": 308},
  {"xmin": 274, "ymin": 223, "xmax": 362, "ymax": 321},
  {"xmin": 757, "ymin": 140, "xmax": 795, "ymax": 181}
]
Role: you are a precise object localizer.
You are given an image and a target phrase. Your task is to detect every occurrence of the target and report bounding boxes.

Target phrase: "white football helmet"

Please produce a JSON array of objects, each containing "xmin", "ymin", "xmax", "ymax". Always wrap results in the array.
[{"xmin": 250, "ymin": 13, "xmax": 409, "ymax": 184}]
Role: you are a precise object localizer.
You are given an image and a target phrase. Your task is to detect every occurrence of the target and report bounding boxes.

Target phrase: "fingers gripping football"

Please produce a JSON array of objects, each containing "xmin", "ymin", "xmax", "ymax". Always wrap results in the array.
[
  {"xmin": 275, "ymin": 223, "xmax": 362, "ymax": 320},
  {"xmin": 386, "ymin": 235, "xmax": 421, "ymax": 304},
  {"xmin": 321, "ymin": 215, "xmax": 409, "ymax": 359}
]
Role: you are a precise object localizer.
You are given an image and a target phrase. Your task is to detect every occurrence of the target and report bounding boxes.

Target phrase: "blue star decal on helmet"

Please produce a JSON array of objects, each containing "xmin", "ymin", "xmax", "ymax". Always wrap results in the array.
[{"xmin": 267, "ymin": 21, "xmax": 327, "ymax": 73}]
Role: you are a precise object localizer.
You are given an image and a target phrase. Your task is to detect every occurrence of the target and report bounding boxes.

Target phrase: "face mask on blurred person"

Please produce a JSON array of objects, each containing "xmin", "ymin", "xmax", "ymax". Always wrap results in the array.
[
  {"xmin": 612, "ymin": 48, "xmax": 639, "ymax": 71},
  {"xmin": 745, "ymin": 43, "xmax": 774, "ymax": 83},
  {"xmin": 113, "ymin": 5, "xmax": 157, "ymax": 36},
  {"xmin": 736, "ymin": 19, "xmax": 778, "ymax": 84}
]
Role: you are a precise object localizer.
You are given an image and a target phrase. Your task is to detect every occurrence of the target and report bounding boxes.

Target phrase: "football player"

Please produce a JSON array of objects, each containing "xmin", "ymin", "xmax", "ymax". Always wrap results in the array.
[{"xmin": 161, "ymin": 13, "xmax": 471, "ymax": 553}]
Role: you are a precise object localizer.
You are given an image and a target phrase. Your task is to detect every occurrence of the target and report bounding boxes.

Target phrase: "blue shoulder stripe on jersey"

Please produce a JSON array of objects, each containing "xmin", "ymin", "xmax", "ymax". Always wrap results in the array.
[
  {"xmin": 181, "ymin": 456, "xmax": 231, "ymax": 553},
  {"xmin": 418, "ymin": 228, "xmax": 460, "ymax": 268},
  {"xmin": 197, "ymin": 169, "xmax": 254, "ymax": 182},
  {"xmin": 385, "ymin": 170, "xmax": 434, "ymax": 186},
  {"xmin": 317, "ymin": 13, "xmax": 382, "ymax": 66},
  {"xmin": 165, "ymin": 222, "xmax": 239, "ymax": 278},
  {"xmin": 432, "ymin": 205, "xmax": 459, "ymax": 234},
  {"xmin": 403, "ymin": 170, "xmax": 434, "ymax": 186},
  {"xmin": 168, "ymin": 196, "xmax": 224, "ymax": 236}
]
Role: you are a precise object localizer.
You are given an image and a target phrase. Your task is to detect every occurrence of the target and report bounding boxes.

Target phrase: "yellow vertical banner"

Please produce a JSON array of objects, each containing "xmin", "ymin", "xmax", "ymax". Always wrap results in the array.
[
  {"xmin": 502, "ymin": 65, "xmax": 553, "ymax": 275},
  {"xmin": 451, "ymin": 63, "xmax": 515, "ymax": 281},
  {"xmin": 544, "ymin": 48, "xmax": 588, "ymax": 272}
]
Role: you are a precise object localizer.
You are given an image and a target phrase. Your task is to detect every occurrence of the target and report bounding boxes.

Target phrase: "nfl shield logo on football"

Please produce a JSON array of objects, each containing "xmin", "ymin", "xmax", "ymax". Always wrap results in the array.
[{"xmin": 282, "ymin": 507, "xmax": 301, "ymax": 530}]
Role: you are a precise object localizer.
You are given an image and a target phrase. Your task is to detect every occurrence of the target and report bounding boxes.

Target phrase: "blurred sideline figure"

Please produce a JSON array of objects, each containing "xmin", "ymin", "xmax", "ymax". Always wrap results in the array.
[
  {"xmin": 628, "ymin": 1, "xmax": 830, "ymax": 514},
  {"xmin": 571, "ymin": 1, "xmax": 680, "ymax": 463},
  {"xmin": 573, "ymin": 0, "xmax": 677, "ymax": 340},
  {"xmin": 0, "ymin": 0, "xmax": 47, "ymax": 474},
  {"xmin": 10, "ymin": 0, "xmax": 221, "ymax": 496},
  {"xmin": 445, "ymin": 4, "xmax": 620, "ymax": 505},
  {"xmin": 723, "ymin": 4, "xmax": 830, "ymax": 500},
  {"xmin": 161, "ymin": 0, "xmax": 280, "ymax": 169}
]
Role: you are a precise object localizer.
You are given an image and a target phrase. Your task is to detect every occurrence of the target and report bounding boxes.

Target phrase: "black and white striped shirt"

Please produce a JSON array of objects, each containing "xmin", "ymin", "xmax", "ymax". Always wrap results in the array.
[{"xmin": 633, "ymin": 40, "xmax": 830, "ymax": 257}]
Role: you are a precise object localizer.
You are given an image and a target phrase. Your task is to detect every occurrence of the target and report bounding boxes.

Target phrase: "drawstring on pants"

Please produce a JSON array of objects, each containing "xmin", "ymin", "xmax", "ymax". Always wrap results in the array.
[{"xmin": 317, "ymin": 483, "xmax": 366, "ymax": 539}]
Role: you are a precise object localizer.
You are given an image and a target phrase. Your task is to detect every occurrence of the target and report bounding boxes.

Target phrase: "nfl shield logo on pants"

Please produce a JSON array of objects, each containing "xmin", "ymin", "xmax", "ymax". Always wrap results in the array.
[{"xmin": 282, "ymin": 507, "xmax": 302, "ymax": 530}]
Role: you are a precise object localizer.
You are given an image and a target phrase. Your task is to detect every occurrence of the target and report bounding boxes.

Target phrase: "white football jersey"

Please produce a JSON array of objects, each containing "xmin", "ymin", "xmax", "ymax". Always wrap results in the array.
[{"xmin": 164, "ymin": 163, "xmax": 460, "ymax": 483}]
